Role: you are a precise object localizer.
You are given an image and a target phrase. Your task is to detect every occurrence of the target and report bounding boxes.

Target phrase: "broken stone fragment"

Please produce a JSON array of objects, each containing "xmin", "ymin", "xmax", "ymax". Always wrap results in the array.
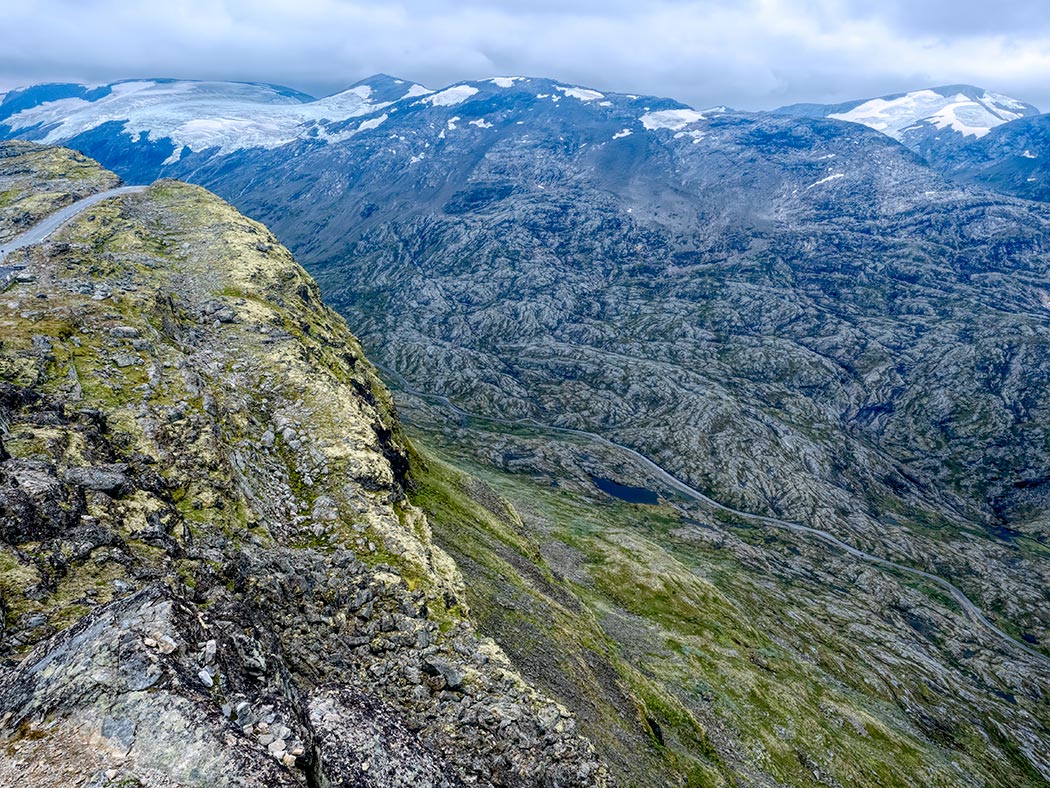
[
  {"xmin": 64, "ymin": 464, "xmax": 128, "ymax": 494},
  {"xmin": 109, "ymin": 325, "xmax": 141, "ymax": 339},
  {"xmin": 423, "ymin": 657, "xmax": 465, "ymax": 690}
]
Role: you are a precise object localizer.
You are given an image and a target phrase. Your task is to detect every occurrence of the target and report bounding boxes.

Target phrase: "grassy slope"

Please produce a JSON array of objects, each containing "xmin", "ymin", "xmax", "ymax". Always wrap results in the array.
[{"xmin": 408, "ymin": 426, "xmax": 1048, "ymax": 788}]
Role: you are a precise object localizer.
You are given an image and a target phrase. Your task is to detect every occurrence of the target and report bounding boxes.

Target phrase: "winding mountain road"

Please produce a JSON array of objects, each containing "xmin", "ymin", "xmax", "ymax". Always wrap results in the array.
[
  {"xmin": 376, "ymin": 362, "xmax": 1050, "ymax": 667},
  {"xmin": 0, "ymin": 186, "xmax": 147, "ymax": 265}
]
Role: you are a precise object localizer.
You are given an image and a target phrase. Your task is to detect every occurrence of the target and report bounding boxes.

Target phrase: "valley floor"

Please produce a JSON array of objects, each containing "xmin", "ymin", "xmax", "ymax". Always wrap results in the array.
[{"xmin": 397, "ymin": 386, "xmax": 1050, "ymax": 787}]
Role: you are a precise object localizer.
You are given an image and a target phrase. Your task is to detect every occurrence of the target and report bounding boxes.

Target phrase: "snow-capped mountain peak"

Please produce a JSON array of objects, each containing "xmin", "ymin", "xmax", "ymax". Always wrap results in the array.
[{"xmin": 827, "ymin": 85, "xmax": 1038, "ymax": 140}]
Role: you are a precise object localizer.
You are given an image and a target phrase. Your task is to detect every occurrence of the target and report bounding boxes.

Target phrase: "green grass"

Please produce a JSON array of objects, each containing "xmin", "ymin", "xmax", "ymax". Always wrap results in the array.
[{"xmin": 406, "ymin": 424, "xmax": 1042, "ymax": 788}]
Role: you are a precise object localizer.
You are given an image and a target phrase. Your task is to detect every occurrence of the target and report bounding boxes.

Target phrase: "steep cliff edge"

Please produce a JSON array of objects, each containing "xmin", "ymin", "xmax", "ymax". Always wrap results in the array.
[{"xmin": 0, "ymin": 147, "xmax": 606, "ymax": 787}]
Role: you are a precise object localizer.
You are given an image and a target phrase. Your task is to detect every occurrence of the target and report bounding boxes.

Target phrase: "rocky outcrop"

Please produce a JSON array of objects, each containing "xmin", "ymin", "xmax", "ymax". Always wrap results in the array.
[
  {"xmin": 0, "ymin": 165, "xmax": 607, "ymax": 787},
  {"xmin": 0, "ymin": 140, "xmax": 122, "ymax": 243}
]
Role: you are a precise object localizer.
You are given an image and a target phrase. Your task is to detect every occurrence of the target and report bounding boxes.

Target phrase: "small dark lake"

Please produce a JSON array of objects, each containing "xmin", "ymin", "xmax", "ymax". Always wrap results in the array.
[{"xmin": 591, "ymin": 476, "xmax": 659, "ymax": 505}]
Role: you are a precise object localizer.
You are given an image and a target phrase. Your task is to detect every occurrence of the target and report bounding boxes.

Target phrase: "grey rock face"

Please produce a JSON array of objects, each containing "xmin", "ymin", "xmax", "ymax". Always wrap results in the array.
[
  {"xmin": 310, "ymin": 687, "xmax": 466, "ymax": 788},
  {"xmin": 424, "ymin": 656, "xmax": 465, "ymax": 690},
  {"xmin": 0, "ymin": 587, "xmax": 302, "ymax": 788}
]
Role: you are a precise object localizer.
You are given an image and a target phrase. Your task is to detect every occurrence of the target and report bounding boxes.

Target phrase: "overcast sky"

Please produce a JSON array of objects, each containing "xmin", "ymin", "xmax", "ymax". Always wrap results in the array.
[{"xmin": 2, "ymin": 0, "xmax": 1048, "ymax": 111}]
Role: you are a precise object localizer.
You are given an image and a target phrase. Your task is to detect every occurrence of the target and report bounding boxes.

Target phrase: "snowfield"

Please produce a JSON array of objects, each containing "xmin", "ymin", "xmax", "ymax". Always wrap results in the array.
[
  {"xmin": 830, "ymin": 88, "xmax": 1031, "ymax": 140},
  {"xmin": 489, "ymin": 77, "xmax": 527, "ymax": 88},
  {"xmin": 555, "ymin": 86, "xmax": 605, "ymax": 102},
  {"xmin": 0, "ymin": 79, "xmax": 415, "ymax": 156},
  {"xmin": 422, "ymin": 85, "xmax": 479, "ymax": 107},
  {"xmin": 640, "ymin": 109, "xmax": 705, "ymax": 131}
]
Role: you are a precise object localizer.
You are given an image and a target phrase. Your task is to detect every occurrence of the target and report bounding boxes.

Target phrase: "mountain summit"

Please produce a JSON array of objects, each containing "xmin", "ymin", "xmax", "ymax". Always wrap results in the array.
[
  {"xmin": 776, "ymin": 84, "xmax": 1041, "ymax": 166},
  {"xmin": 776, "ymin": 84, "xmax": 1039, "ymax": 139}
]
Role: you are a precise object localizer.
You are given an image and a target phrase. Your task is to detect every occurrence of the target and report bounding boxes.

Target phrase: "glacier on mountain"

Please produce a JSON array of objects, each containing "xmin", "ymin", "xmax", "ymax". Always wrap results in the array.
[
  {"xmin": 830, "ymin": 88, "xmax": 1029, "ymax": 140},
  {"xmin": 0, "ymin": 79, "xmax": 405, "ymax": 156}
]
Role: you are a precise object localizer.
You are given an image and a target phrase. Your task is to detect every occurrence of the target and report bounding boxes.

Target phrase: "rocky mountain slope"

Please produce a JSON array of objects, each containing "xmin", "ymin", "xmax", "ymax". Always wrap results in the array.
[
  {"xmin": 938, "ymin": 113, "xmax": 1050, "ymax": 202},
  {"xmin": 0, "ymin": 143, "xmax": 606, "ymax": 787},
  {"xmin": 2, "ymin": 74, "xmax": 1050, "ymax": 785},
  {"xmin": 151, "ymin": 79, "xmax": 1050, "ymax": 655},
  {"xmin": 5, "ymin": 70, "xmax": 1047, "ymax": 660}
]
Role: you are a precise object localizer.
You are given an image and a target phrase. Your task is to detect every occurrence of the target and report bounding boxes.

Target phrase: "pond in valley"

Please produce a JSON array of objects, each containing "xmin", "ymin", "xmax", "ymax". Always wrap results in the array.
[{"xmin": 591, "ymin": 476, "xmax": 659, "ymax": 505}]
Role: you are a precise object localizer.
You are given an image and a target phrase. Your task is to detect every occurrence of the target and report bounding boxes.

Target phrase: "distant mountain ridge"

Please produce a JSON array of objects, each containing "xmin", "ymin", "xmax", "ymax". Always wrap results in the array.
[
  {"xmin": 776, "ymin": 84, "xmax": 1039, "ymax": 136},
  {"xmin": 0, "ymin": 74, "xmax": 695, "ymax": 183},
  {"xmin": 4, "ymin": 75, "xmax": 1045, "ymax": 202},
  {"xmin": 0, "ymin": 76, "xmax": 432, "ymax": 161},
  {"xmin": 943, "ymin": 112, "xmax": 1050, "ymax": 202}
]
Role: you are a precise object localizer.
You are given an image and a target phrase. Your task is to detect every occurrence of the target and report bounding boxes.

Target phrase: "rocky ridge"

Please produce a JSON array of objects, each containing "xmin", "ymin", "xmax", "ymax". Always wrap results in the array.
[
  {"xmin": 0, "ymin": 141, "xmax": 121, "ymax": 243},
  {"xmin": 0, "ymin": 149, "xmax": 606, "ymax": 787}
]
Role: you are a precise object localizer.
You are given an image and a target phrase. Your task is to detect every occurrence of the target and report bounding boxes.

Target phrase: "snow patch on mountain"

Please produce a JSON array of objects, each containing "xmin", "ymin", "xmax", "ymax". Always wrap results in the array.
[
  {"xmin": 357, "ymin": 114, "xmax": 388, "ymax": 133},
  {"xmin": 423, "ymin": 86, "xmax": 479, "ymax": 107},
  {"xmin": 555, "ymin": 86, "xmax": 604, "ymax": 102},
  {"xmin": 640, "ymin": 109, "xmax": 705, "ymax": 131},
  {"xmin": 162, "ymin": 146, "xmax": 185, "ymax": 166},
  {"xmin": 925, "ymin": 102, "xmax": 1003, "ymax": 138},
  {"xmin": 674, "ymin": 130, "xmax": 706, "ymax": 144},
  {"xmin": 489, "ymin": 77, "xmax": 526, "ymax": 88},
  {"xmin": 830, "ymin": 89, "xmax": 1029, "ymax": 140},
  {"xmin": 612, "ymin": 129, "xmax": 633, "ymax": 139},
  {"xmin": 807, "ymin": 172, "xmax": 845, "ymax": 189}
]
